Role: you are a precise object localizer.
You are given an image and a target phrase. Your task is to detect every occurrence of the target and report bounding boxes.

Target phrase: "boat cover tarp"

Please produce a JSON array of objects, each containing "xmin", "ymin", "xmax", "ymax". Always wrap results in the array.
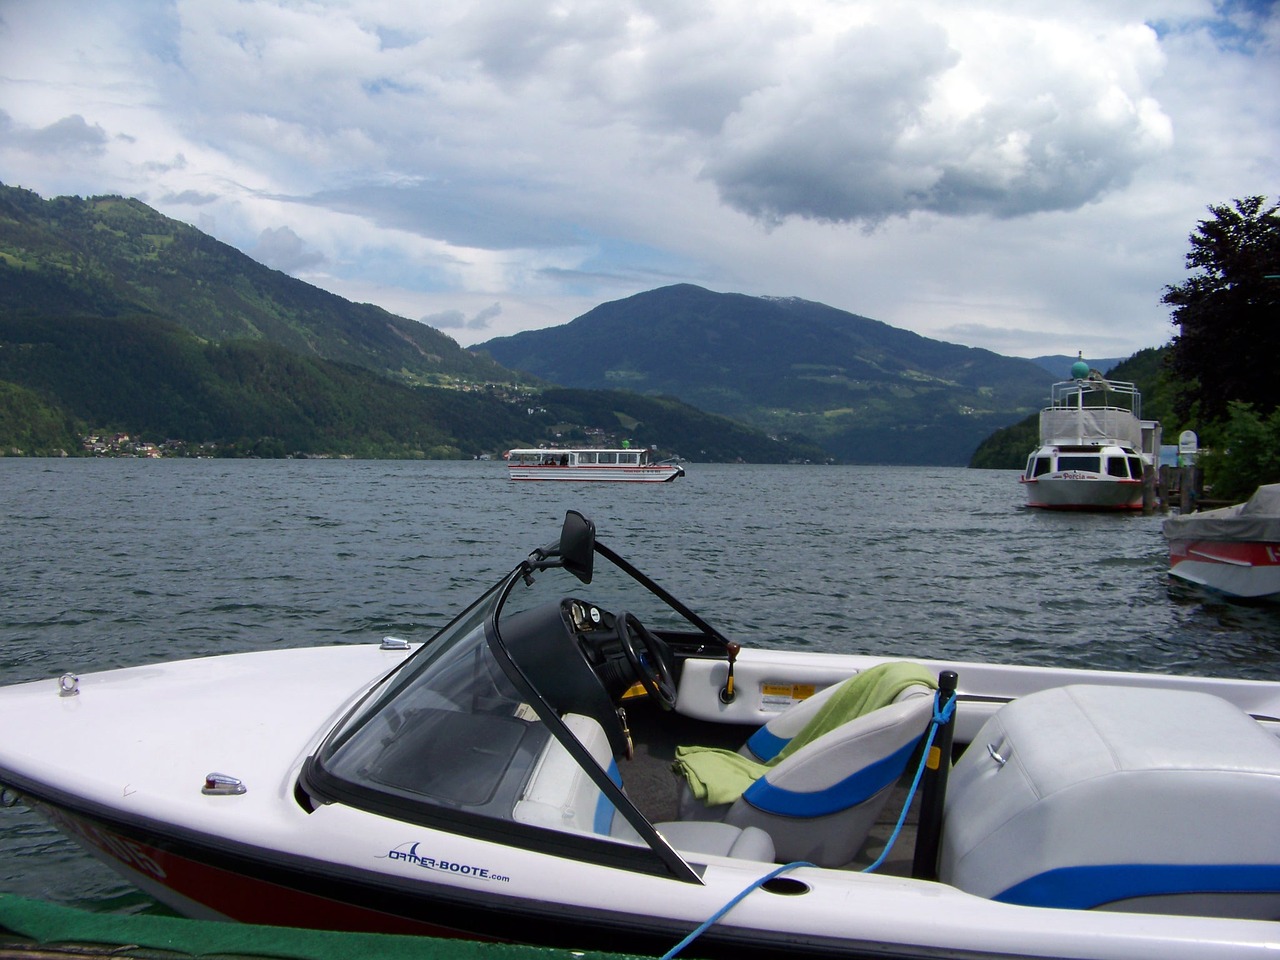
[
  {"xmin": 1040, "ymin": 407, "xmax": 1143, "ymax": 448},
  {"xmin": 0, "ymin": 894, "xmax": 646, "ymax": 960},
  {"xmin": 1163, "ymin": 484, "xmax": 1280, "ymax": 543}
]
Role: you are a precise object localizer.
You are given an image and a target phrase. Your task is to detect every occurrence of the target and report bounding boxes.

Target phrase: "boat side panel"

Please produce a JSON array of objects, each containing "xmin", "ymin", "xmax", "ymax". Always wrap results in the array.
[
  {"xmin": 508, "ymin": 466, "xmax": 682, "ymax": 482},
  {"xmin": 674, "ymin": 651, "xmax": 1280, "ymax": 744},
  {"xmin": 1167, "ymin": 541, "xmax": 1280, "ymax": 600},
  {"xmin": 20, "ymin": 794, "xmax": 1276, "ymax": 960},
  {"xmin": 1022, "ymin": 476, "xmax": 1144, "ymax": 511}
]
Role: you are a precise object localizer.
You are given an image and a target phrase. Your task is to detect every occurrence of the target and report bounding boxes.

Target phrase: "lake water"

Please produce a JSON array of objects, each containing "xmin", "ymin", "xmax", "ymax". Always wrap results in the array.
[{"xmin": 3, "ymin": 458, "xmax": 1279, "ymax": 912}]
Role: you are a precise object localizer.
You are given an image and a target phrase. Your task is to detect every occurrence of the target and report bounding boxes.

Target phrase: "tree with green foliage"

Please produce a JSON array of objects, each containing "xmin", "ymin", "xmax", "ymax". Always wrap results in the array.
[
  {"xmin": 1161, "ymin": 197, "xmax": 1280, "ymax": 499},
  {"xmin": 1197, "ymin": 402, "xmax": 1280, "ymax": 503},
  {"xmin": 1163, "ymin": 197, "xmax": 1280, "ymax": 424}
]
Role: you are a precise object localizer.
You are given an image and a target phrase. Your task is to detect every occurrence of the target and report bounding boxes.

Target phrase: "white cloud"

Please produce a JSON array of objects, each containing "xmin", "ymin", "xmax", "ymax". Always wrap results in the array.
[
  {"xmin": 0, "ymin": 112, "xmax": 110, "ymax": 155},
  {"xmin": 253, "ymin": 225, "xmax": 326, "ymax": 273},
  {"xmin": 0, "ymin": 0, "xmax": 1276, "ymax": 358},
  {"xmin": 422, "ymin": 302, "xmax": 501, "ymax": 331}
]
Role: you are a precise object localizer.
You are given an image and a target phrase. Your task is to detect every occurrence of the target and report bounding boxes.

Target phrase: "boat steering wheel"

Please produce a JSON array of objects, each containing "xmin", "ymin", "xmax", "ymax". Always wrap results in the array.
[{"xmin": 616, "ymin": 611, "xmax": 677, "ymax": 711}]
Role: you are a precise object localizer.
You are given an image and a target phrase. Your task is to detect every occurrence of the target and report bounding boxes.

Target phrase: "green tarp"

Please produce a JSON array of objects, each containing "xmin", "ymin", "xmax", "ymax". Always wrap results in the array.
[{"xmin": 0, "ymin": 894, "xmax": 648, "ymax": 960}]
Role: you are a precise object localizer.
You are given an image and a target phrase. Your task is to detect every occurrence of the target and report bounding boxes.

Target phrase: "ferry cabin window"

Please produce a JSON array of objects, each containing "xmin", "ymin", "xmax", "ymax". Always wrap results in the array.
[
  {"xmin": 1127, "ymin": 457, "xmax": 1143, "ymax": 479},
  {"xmin": 619, "ymin": 453, "xmax": 640, "ymax": 465},
  {"xmin": 1029, "ymin": 456, "xmax": 1051, "ymax": 478},
  {"xmin": 1106, "ymin": 457, "xmax": 1129, "ymax": 478},
  {"xmin": 598, "ymin": 453, "xmax": 618, "ymax": 464},
  {"xmin": 1058, "ymin": 455, "xmax": 1101, "ymax": 473},
  {"xmin": 578, "ymin": 452, "xmax": 598, "ymax": 464}
]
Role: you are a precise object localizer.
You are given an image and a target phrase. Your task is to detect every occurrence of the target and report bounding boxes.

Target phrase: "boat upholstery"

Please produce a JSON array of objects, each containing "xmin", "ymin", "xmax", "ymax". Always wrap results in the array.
[
  {"xmin": 941, "ymin": 684, "xmax": 1280, "ymax": 919},
  {"xmin": 513, "ymin": 713, "xmax": 775, "ymax": 862},
  {"xmin": 655, "ymin": 820, "xmax": 775, "ymax": 861},
  {"xmin": 513, "ymin": 713, "xmax": 623, "ymax": 837},
  {"xmin": 677, "ymin": 675, "xmax": 936, "ymax": 867},
  {"xmin": 741, "ymin": 673, "xmax": 930, "ymax": 762}
]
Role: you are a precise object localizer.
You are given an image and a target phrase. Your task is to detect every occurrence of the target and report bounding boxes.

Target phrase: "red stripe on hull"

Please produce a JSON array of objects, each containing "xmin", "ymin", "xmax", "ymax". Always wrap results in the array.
[
  {"xmin": 1169, "ymin": 541, "xmax": 1280, "ymax": 568},
  {"xmin": 37, "ymin": 802, "xmax": 492, "ymax": 940}
]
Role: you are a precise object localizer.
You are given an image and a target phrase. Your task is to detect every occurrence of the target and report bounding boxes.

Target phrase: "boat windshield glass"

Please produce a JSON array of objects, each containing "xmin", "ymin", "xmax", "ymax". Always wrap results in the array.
[
  {"xmin": 317, "ymin": 607, "xmax": 551, "ymax": 809},
  {"xmin": 308, "ymin": 544, "xmax": 711, "ymax": 882},
  {"xmin": 1058, "ymin": 455, "xmax": 1101, "ymax": 473}
]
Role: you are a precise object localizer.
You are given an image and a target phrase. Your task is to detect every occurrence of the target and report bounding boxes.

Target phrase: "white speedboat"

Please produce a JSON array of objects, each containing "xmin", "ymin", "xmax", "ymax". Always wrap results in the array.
[
  {"xmin": 1163, "ymin": 484, "xmax": 1280, "ymax": 601},
  {"xmin": 505, "ymin": 446, "xmax": 684, "ymax": 482},
  {"xmin": 2, "ymin": 512, "xmax": 1279, "ymax": 959},
  {"xmin": 1020, "ymin": 361, "xmax": 1161, "ymax": 510}
]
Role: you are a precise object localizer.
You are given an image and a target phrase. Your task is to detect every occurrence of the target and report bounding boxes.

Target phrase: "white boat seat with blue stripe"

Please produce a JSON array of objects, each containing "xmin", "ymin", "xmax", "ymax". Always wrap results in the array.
[
  {"xmin": 513, "ymin": 713, "xmax": 775, "ymax": 862},
  {"xmin": 941, "ymin": 684, "xmax": 1280, "ymax": 918},
  {"xmin": 741, "ymin": 676, "xmax": 929, "ymax": 762},
  {"xmin": 678, "ymin": 674, "xmax": 936, "ymax": 867}
]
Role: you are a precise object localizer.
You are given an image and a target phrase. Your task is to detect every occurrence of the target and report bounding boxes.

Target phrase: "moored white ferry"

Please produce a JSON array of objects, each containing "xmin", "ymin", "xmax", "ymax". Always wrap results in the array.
[
  {"xmin": 506, "ymin": 447, "xmax": 685, "ymax": 483},
  {"xmin": 1020, "ymin": 360, "xmax": 1161, "ymax": 511}
]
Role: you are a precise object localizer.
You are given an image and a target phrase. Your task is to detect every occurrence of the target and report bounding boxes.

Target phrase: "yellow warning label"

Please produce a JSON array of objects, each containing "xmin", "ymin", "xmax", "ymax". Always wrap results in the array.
[{"xmin": 760, "ymin": 682, "xmax": 817, "ymax": 704}]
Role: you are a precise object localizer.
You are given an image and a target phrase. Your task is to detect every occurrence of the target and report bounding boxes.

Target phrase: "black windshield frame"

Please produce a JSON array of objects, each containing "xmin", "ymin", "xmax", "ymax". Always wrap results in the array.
[{"xmin": 303, "ymin": 542, "xmax": 711, "ymax": 883}]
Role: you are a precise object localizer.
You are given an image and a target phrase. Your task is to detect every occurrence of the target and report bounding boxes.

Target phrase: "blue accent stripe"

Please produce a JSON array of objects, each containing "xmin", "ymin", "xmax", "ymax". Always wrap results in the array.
[
  {"xmin": 745, "ymin": 726, "xmax": 789, "ymax": 762},
  {"xmin": 996, "ymin": 863, "xmax": 1280, "ymax": 909},
  {"xmin": 740, "ymin": 737, "xmax": 919, "ymax": 818},
  {"xmin": 592, "ymin": 759, "xmax": 623, "ymax": 835}
]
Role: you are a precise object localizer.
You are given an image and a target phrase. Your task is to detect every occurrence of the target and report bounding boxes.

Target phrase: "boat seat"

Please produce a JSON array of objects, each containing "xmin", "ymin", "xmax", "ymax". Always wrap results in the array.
[
  {"xmin": 675, "ymin": 663, "xmax": 938, "ymax": 867},
  {"xmin": 512, "ymin": 713, "xmax": 774, "ymax": 862},
  {"xmin": 941, "ymin": 684, "xmax": 1280, "ymax": 918},
  {"xmin": 653, "ymin": 820, "xmax": 775, "ymax": 861}
]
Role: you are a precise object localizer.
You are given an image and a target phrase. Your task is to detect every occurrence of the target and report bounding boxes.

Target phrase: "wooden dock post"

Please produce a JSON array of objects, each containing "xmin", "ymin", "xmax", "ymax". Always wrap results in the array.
[{"xmin": 1180, "ymin": 465, "xmax": 1202, "ymax": 513}]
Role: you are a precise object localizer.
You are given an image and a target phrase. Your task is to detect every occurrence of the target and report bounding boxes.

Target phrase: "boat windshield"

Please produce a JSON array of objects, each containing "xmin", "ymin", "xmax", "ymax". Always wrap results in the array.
[
  {"xmin": 307, "ymin": 537, "xmax": 708, "ymax": 880},
  {"xmin": 315, "ymin": 590, "xmax": 561, "ymax": 817}
]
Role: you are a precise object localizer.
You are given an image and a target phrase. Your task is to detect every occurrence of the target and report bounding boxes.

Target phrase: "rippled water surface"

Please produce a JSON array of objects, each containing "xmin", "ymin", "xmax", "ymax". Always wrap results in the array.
[{"xmin": 3, "ymin": 458, "xmax": 1279, "ymax": 910}]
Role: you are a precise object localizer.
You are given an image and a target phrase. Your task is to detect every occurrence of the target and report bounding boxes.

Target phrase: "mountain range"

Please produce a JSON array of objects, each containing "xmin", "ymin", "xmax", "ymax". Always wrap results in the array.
[
  {"xmin": 2, "ymin": 182, "xmax": 1142, "ymax": 465},
  {"xmin": 476, "ymin": 285, "xmax": 1057, "ymax": 465},
  {"xmin": 0, "ymin": 183, "xmax": 822, "ymax": 462}
]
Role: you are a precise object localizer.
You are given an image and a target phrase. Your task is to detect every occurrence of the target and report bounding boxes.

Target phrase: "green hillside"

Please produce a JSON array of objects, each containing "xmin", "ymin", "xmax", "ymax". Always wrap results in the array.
[
  {"xmin": 475, "ymin": 284, "xmax": 1055, "ymax": 465},
  {"xmin": 0, "ymin": 183, "xmax": 520, "ymax": 387},
  {"xmin": 0, "ymin": 184, "xmax": 829, "ymax": 462},
  {"xmin": 0, "ymin": 312, "xmax": 823, "ymax": 462}
]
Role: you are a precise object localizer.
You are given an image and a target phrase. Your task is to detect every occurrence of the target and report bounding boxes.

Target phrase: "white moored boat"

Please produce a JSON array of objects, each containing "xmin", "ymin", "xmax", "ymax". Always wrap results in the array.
[
  {"xmin": 1, "ymin": 511, "xmax": 1279, "ymax": 959},
  {"xmin": 1163, "ymin": 483, "xmax": 1280, "ymax": 601},
  {"xmin": 506, "ymin": 447, "xmax": 684, "ymax": 482},
  {"xmin": 1020, "ymin": 359, "xmax": 1161, "ymax": 511}
]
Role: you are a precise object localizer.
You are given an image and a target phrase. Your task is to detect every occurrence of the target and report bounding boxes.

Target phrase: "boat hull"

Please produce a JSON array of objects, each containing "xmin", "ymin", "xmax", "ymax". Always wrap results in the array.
[
  {"xmin": 4, "ymin": 646, "xmax": 1280, "ymax": 958},
  {"xmin": 1167, "ymin": 539, "xmax": 1280, "ymax": 600},
  {"xmin": 508, "ymin": 464, "xmax": 684, "ymax": 482},
  {"xmin": 1021, "ymin": 474, "xmax": 1144, "ymax": 511},
  {"xmin": 16, "ymin": 781, "xmax": 1277, "ymax": 960}
]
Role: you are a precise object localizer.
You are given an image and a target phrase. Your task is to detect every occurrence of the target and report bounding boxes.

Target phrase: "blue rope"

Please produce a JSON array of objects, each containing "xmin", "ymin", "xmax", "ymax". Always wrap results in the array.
[
  {"xmin": 660, "ymin": 860, "xmax": 816, "ymax": 960},
  {"xmin": 861, "ymin": 690, "xmax": 955, "ymax": 874}
]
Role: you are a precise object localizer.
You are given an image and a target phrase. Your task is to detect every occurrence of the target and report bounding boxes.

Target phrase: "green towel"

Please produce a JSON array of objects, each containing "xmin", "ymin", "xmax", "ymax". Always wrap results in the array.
[{"xmin": 673, "ymin": 661, "xmax": 937, "ymax": 806}]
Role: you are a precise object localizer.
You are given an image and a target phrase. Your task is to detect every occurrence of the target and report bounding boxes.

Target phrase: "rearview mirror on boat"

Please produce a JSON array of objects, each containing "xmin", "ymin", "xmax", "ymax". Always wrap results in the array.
[{"xmin": 559, "ymin": 510, "xmax": 595, "ymax": 584}]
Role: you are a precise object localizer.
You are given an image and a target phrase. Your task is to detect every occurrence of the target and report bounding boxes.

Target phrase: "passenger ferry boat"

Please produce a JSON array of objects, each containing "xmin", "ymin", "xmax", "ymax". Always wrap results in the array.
[
  {"xmin": 1020, "ymin": 359, "xmax": 1161, "ymax": 511},
  {"xmin": 505, "ymin": 446, "xmax": 685, "ymax": 482}
]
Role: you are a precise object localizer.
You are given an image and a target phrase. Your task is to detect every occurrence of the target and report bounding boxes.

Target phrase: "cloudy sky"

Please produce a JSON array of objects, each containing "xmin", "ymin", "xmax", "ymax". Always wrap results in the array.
[{"xmin": 1, "ymin": 1, "xmax": 1276, "ymax": 359}]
